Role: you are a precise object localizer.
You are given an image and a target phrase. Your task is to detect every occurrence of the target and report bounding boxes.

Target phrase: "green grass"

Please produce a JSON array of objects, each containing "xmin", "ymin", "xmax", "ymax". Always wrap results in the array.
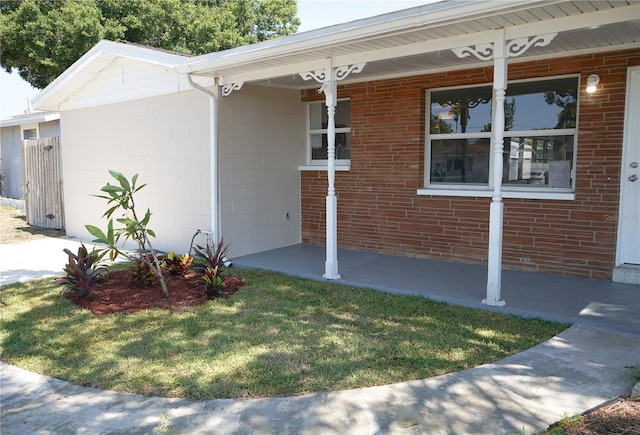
[{"xmin": 0, "ymin": 268, "xmax": 568, "ymax": 400}]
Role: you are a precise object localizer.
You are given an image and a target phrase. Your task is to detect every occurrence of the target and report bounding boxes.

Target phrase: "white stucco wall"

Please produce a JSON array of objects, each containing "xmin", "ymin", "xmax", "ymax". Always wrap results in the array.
[
  {"xmin": 218, "ymin": 85, "xmax": 306, "ymax": 257},
  {"xmin": 61, "ymin": 90, "xmax": 211, "ymax": 254},
  {"xmin": 60, "ymin": 83, "xmax": 305, "ymax": 258}
]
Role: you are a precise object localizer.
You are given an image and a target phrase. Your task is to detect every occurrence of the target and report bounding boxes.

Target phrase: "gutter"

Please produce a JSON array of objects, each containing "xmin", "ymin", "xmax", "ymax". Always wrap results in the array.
[{"xmin": 186, "ymin": 74, "xmax": 220, "ymax": 245}]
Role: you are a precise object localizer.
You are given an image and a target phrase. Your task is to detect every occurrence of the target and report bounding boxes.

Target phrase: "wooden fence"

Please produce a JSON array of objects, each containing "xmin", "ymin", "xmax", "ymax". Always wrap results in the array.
[{"xmin": 23, "ymin": 136, "xmax": 65, "ymax": 229}]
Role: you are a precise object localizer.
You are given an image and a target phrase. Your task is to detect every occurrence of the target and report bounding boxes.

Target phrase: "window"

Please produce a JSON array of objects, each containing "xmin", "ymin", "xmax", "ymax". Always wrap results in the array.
[
  {"xmin": 308, "ymin": 99, "xmax": 351, "ymax": 164},
  {"xmin": 426, "ymin": 77, "xmax": 578, "ymax": 196},
  {"xmin": 22, "ymin": 128, "xmax": 37, "ymax": 140}
]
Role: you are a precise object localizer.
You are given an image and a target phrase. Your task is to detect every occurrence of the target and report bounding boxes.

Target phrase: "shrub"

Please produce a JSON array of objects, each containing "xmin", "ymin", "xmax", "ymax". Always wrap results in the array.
[
  {"xmin": 129, "ymin": 257, "xmax": 158, "ymax": 287},
  {"xmin": 163, "ymin": 251, "xmax": 193, "ymax": 276},
  {"xmin": 203, "ymin": 266, "xmax": 226, "ymax": 298},
  {"xmin": 58, "ymin": 243, "xmax": 105, "ymax": 298}
]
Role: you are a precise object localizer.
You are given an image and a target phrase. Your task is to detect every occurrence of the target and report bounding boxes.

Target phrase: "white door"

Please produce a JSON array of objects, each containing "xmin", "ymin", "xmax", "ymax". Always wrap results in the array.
[{"xmin": 616, "ymin": 66, "xmax": 640, "ymax": 266}]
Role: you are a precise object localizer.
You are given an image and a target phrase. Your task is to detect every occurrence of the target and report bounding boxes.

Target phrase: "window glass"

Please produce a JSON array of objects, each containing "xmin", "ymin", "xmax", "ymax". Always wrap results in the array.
[
  {"xmin": 507, "ymin": 78, "xmax": 577, "ymax": 130},
  {"xmin": 503, "ymin": 135, "xmax": 574, "ymax": 187},
  {"xmin": 309, "ymin": 100, "xmax": 351, "ymax": 162},
  {"xmin": 426, "ymin": 76, "xmax": 578, "ymax": 190},
  {"xmin": 23, "ymin": 129, "xmax": 37, "ymax": 140},
  {"xmin": 430, "ymin": 86, "xmax": 492, "ymax": 134},
  {"xmin": 430, "ymin": 139, "xmax": 490, "ymax": 184}
]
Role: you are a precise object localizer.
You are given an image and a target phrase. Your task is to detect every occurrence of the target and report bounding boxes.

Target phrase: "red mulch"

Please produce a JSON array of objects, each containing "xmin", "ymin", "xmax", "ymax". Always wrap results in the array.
[{"xmin": 64, "ymin": 269, "xmax": 244, "ymax": 316}]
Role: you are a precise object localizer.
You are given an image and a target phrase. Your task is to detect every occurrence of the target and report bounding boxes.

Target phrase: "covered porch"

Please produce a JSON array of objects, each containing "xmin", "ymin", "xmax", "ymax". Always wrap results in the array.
[{"xmin": 235, "ymin": 244, "xmax": 640, "ymax": 335}]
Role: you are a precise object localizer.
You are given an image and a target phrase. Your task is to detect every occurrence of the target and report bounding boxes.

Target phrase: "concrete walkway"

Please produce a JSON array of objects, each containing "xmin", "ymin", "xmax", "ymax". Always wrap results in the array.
[{"xmin": 1, "ymin": 239, "xmax": 639, "ymax": 434}]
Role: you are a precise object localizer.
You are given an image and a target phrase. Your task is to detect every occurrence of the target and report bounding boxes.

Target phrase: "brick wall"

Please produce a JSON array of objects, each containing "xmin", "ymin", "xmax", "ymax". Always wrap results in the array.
[{"xmin": 301, "ymin": 48, "xmax": 640, "ymax": 280}]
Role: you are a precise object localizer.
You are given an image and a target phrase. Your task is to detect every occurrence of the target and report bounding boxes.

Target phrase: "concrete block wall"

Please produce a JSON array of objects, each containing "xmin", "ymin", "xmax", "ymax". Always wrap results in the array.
[
  {"xmin": 61, "ymin": 90, "xmax": 211, "ymax": 254},
  {"xmin": 218, "ymin": 85, "xmax": 306, "ymax": 257},
  {"xmin": 301, "ymin": 48, "xmax": 640, "ymax": 280}
]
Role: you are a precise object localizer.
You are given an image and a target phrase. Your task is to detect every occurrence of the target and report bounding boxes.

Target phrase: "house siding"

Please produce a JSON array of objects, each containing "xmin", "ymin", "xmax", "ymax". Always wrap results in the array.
[{"xmin": 301, "ymin": 48, "xmax": 640, "ymax": 280}]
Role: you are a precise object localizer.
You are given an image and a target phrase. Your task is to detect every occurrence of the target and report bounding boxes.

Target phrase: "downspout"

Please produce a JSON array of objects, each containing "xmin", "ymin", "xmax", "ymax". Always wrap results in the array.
[{"xmin": 186, "ymin": 74, "xmax": 220, "ymax": 245}]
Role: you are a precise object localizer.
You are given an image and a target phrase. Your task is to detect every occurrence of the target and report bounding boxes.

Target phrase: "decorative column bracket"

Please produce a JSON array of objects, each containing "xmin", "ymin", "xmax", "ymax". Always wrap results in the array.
[
  {"xmin": 300, "ymin": 63, "xmax": 366, "ymax": 89},
  {"xmin": 221, "ymin": 82, "xmax": 244, "ymax": 97},
  {"xmin": 452, "ymin": 33, "xmax": 557, "ymax": 60}
]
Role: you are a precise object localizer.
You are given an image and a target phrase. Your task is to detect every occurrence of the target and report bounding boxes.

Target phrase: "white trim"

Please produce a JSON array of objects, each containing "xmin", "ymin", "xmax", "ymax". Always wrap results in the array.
[
  {"xmin": 20, "ymin": 123, "xmax": 39, "ymax": 140},
  {"xmin": 298, "ymin": 164, "xmax": 351, "ymax": 172},
  {"xmin": 615, "ymin": 66, "xmax": 640, "ymax": 267},
  {"xmin": 416, "ymin": 187, "xmax": 575, "ymax": 200}
]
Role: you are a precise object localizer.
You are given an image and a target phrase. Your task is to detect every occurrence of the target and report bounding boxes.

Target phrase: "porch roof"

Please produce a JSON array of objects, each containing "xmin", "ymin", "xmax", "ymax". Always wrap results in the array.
[
  {"xmin": 33, "ymin": 0, "xmax": 639, "ymax": 111},
  {"xmin": 178, "ymin": 0, "xmax": 640, "ymax": 88}
]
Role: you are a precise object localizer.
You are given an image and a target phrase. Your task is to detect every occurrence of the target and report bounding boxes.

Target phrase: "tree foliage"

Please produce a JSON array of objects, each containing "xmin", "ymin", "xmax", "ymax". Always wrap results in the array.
[{"xmin": 0, "ymin": 0, "xmax": 300, "ymax": 88}]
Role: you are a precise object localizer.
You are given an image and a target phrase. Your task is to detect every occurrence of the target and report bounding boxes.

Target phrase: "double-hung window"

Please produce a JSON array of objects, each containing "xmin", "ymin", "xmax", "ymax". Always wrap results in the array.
[
  {"xmin": 307, "ymin": 99, "xmax": 351, "ymax": 165},
  {"xmin": 424, "ymin": 76, "xmax": 578, "ymax": 198}
]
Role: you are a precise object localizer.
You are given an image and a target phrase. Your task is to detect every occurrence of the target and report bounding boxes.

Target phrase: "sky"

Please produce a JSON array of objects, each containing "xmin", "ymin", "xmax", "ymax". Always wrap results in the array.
[{"xmin": 0, "ymin": 0, "xmax": 431, "ymax": 118}]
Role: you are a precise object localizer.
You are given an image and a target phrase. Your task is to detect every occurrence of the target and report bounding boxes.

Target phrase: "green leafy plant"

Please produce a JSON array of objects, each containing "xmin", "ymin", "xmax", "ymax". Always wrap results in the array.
[
  {"xmin": 86, "ymin": 170, "xmax": 169, "ymax": 297},
  {"xmin": 194, "ymin": 239, "xmax": 230, "ymax": 299},
  {"xmin": 203, "ymin": 265, "xmax": 226, "ymax": 298},
  {"xmin": 58, "ymin": 243, "xmax": 106, "ymax": 298},
  {"xmin": 129, "ymin": 256, "xmax": 158, "ymax": 287},
  {"xmin": 193, "ymin": 238, "xmax": 230, "ymax": 271},
  {"xmin": 163, "ymin": 251, "xmax": 193, "ymax": 276}
]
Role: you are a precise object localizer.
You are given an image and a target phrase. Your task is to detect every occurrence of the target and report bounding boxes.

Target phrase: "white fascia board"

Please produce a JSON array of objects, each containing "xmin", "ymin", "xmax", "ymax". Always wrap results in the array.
[
  {"xmin": 32, "ymin": 40, "xmax": 190, "ymax": 111},
  {"xmin": 176, "ymin": 0, "xmax": 545, "ymax": 76},
  {"xmin": 0, "ymin": 112, "xmax": 60, "ymax": 128}
]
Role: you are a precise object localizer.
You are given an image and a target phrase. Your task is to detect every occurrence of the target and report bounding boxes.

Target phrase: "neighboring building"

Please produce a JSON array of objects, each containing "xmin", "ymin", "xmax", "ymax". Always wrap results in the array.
[
  {"xmin": 32, "ymin": 0, "xmax": 640, "ymax": 300},
  {"xmin": 0, "ymin": 111, "xmax": 60, "ymax": 199}
]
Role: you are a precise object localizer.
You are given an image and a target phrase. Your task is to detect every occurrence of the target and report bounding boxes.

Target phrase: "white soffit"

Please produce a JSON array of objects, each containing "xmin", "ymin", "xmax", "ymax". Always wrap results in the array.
[{"xmin": 182, "ymin": 0, "xmax": 640, "ymax": 88}]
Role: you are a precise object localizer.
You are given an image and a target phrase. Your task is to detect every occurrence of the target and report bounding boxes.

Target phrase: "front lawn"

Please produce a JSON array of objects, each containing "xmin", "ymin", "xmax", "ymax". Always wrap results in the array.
[{"xmin": 0, "ymin": 268, "xmax": 567, "ymax": 400}]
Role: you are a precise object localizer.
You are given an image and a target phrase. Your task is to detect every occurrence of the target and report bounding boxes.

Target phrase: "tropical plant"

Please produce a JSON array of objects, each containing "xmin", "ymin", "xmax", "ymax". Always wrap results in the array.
[
  {"xmin": 193, "ymin": 238, "xmax": 230, "ymax": 272},
  {"xmin": 194, "ymin": 239, "xmax": 230, "ymax": 298},
  {"xmin": 85, "ymin": 170, "xmax": 169, "ymax": 297},
  {"xmin": 58, "ymin": 243, "xmax": 106, "ymax": 298},
  {"xmin": 163, "ymin": 251, "xmax": 193, "ymax": 276},
  {"xmin": 203, "ymin": 266, "xmax": 226, "ymax": 298},
  {"xmin": 128, "ymin": 256, "xmax": 158, "ymax": 287}
]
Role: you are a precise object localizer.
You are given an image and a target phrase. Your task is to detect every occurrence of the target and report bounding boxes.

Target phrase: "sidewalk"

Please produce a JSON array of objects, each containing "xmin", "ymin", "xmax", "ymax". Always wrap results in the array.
[{"xmin": 1, "ymin": 239, "xmax": 639, "ymax": 434}]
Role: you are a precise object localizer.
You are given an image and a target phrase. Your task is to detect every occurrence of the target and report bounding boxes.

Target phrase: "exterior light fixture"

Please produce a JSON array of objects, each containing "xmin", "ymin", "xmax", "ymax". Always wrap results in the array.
[{"xmin": 586, "ymin": 74, "xmax": 600, "ymax": 94}]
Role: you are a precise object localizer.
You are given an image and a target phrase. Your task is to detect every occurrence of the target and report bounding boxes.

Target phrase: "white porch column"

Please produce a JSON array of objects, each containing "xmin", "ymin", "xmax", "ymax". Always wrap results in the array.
[
  {"xmin": 301, "ymin": 62, "xmax": 365, "ymax": 280},
  {"xmin": 452, "ymin": 32, "xmax": 557, "ymax": 306},
  {"xmin": 484, "ymin": 29, "xmax": 507, "ymax": 307},
  {"xmin": 321, "ymin": 71, "xmax": 340, "ymax": 279}
]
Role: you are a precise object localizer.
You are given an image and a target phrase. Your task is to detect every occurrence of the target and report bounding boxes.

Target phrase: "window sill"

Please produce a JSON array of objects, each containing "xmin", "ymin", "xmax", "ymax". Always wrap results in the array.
[
  {"xmin": 416, "ymin": 187, "xmax": 575, "ymax": 200},
  {"xmin": 298, "ymin": 164, "xmax": 351, "ymax": 171}
]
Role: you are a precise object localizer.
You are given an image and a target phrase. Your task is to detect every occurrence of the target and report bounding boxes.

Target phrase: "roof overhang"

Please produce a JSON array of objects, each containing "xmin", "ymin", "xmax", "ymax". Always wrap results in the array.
[
  {"xmin": 33, "ymin": 0, "xmax": 639, "ymax": 111},
  {"xmin": 178, "ymin": 0, "xmax": 640, "ymax": 89},
  {"xmin": 0, "ymin": 111, "xmax": 60, "ymax": 128},
  {"xmin": 32, "ymin": 40, "xmax": 195, "ymax": 111}
]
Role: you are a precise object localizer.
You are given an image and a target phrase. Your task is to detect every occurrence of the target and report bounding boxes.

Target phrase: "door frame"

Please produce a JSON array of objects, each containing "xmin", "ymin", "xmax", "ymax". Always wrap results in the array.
[{"xmin": 615, "ymin": 65, "xmax": 640, "ymax": 267}]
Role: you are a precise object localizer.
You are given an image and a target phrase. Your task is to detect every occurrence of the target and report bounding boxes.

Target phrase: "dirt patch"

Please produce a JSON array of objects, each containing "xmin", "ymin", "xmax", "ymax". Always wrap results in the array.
[
  {"xmin": 64, "ymin": 269, "xmax": 244, "ymax": 316},
  {"xmin": 0, "ymin": 205, "xmax": 65, "ymax": 244},
  {"xmin": 540, "ymin": 397, "xmax": 640, "ymax": 434}
]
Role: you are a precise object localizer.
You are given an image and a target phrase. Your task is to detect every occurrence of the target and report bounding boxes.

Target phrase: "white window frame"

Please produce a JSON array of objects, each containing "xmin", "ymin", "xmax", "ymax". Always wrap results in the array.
[
  {"xmin": 21, "ymin": 124, "xmax": 39, "ymax": 140},
  {"xmin": 419, "ymin": 75, "xmax": 579, "ymax": 200},
  {"xmin": 299, "ymin": 98, "xmax": 351, "ymax": 171}
]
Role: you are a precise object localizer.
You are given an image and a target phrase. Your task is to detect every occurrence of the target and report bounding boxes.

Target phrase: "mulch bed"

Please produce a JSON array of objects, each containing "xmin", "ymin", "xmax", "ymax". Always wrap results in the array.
[
  {"xmin": 64, "ymin": 269, "xmax": 244, "ymax": 316},
  {"xmin": 541, "ymin": 397, "xmax": 640, "ymax": 434}
]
